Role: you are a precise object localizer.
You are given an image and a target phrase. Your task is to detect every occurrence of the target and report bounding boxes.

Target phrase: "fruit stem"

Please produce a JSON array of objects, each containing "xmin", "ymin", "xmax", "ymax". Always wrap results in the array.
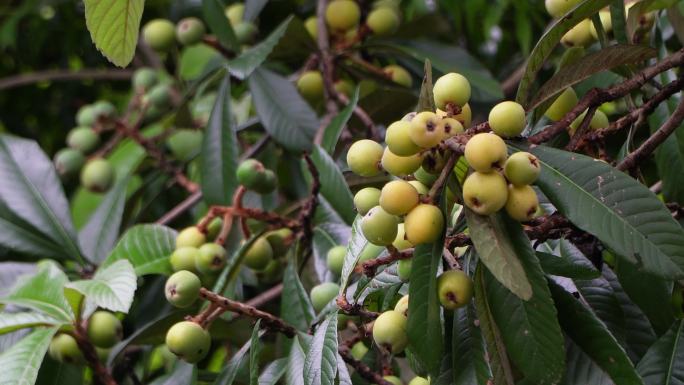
[{"xmin": 72, "ymin": 323, "xmax": 118, "ymax": 385}]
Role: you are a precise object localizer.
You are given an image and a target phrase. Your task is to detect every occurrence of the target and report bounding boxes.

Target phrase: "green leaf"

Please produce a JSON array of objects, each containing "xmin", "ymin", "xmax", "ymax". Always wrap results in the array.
[
  {"xmin": 250, "ymin": 320, "xmax": 262, "ymax": 385},
  {"xmin": 336, "ymin": 353, "xmax": 353, "ymax": 385},
  {"xmin": 310, "ymin": 146, "xmax": 355, "ymax": 224},
  {"xmin": 103, "ymin": 224, "xmax": 176, "ymax": 276},
  {"xmin": 465, "ymin": 209, "xmax": 532, "ymax": 300},
  {"xmin": 0, "ymin": 204, "xmax": 65, "ymax": 260},
  {"xmin": 339, "ymin": 216, "xmax": 380, "ymax": 295},
  {"xmin": 515, "ymin": 0, "xmax": 614, "ymax": 105},
  {"xmin": 650, "ymin": 102, "xmax": 684, "ymax": 206},
  {"xmin": 203, "ymin": 0, "xmax": 238, "ymax": 51},
  {"xmin": 215, "ymin": 334, "xmax": 256, "ymax": 385},
  {"xmin": 229, "ymin": 17, "xmax": 293, "ymax": 79},
  {"xmin": 511, "ymin": 143, "xmax": 684, "ymax": 279},
  {"xmin": 452, "ymin": 304, "xmax": 491, "ymax": 385},
  {"xmin": 303, "ymin": 312, "xmax": 338, "ymax": 385},
  {"xmin": 481, "ymin": 216, "xmax": 565, "ymax": 384},
  {"xmin": 416, "ymin": 59, "xmax": 436, "ymax": 112},
  {"xmin": 1, "ymin": 262, "xmax": 74, "ymax": 322},
  {"xmin": 550, "ymin": 281, "xmax": 645, "ymax": 385},
  {"xmin": 244, "ymin": 0, "xmax": 268, "ymax": 21},
  {"xmin": 0, "ymin": 134, "xmax": 82, "ymax": 263},
  {"xmin": 536, "ymin": 252, "xmax": 600, "ymax": 280},
  {"xmin": 573, "ymin": 276, "xmax": 626, "ymax": 347},
  {"xmin": 259, "ymin": 358, "xmax": 288, "ymax": 385},
  {"xmin": 281, "ymin": 263, "xmax": 315, "ymax": 332},
  {"xmin": 83, "ymin": 0, "xmax": 143, "ymax": 67},
  {"xmin": 66, "ymin": 260, "xmax": 137, "ymax": 313},
  {"xmin": 0, "ymin": 312, "xmax": 61, "ymax": 334},
  {"xmin": 149, "ymin": 362, "xmax": 197, "ymax": 385},
  {"xmin": 321, "ymin": 88, "xmax": 359, "ymax": 155},
  {"xmin": 611, "ymin": 0, "xmax": 629, "ymax": 44},
  {"xmin": 248, "ymin": 68, "xmax": 319, "ymax": 152},
  {"xmin": 407, "ymin": 242, "xmax": 444, "ymax": 377},
  {"xmin": 636, "ymin": 320, "xmax": 684, "ymax": 384},
  {"xmin": 0, "ymin": 327, "xmax": 59, "ymax": 385},
  {"xmin": 561, "ymin": 338, "xmax": 613, "ymax": 385},
  {"xmin": 78, "ymin": 178, "xmax": 128, "ymax": 263},
  {"xmin": 286, "ymin": 336, "xmax": 307, "ymax": 385},
  {"xmin": 0, "ymin": 263, "xmax": 35, "ymax": 297},
  {"xmin": 201, "ymin": 75, "xmax": 239, "ymax": 206},
  {"xmin": 529, "ymin": 45, "xmax": 656, "ymax": 110}
]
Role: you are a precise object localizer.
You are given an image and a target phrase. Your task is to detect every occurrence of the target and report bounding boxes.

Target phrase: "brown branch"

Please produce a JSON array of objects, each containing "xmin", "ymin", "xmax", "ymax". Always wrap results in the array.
[
  {"xmin": 72, "ymin": 324, "xmax": 117, "ymax": 385},
  {"xmin": 156, "ymin": 191, "xmax": 203, "ymax": 225},
  {"xmin": 336, "ymin": 294, "xmax": 380, "ymax": 319},
  {"xmin": 566, "ymin": 106, "xmax": 598, "ymax": 151},
  {"xmin": 427, "ymin": 152, "xmax": 458, "ymax": 202},
  {"xmin": 361, "ymin": 246, "xmax": 413, "ymax": 276},
  {"xmin": 0, "ymin": 68, "xmax": 133, "ymax": 91},
  {"xmin": 338, "ymin": 347, "xmax": 394, "ymax": 385},
  {"xmin": 501, "ymin": 63, "xmax": 527, "ymax": 97},
  {"xmin": 617, "ymin": 97, "xmax": 684, "ymax": 171},
  {"xmin": 245, "ymin": 283, "xmax": 284, "ymax": 308}
]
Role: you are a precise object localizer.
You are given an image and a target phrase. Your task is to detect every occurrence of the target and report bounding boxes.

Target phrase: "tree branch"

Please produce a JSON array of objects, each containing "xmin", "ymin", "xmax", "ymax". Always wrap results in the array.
[{"xmin": 0, "ymin": 68, "xmax": 133, "ymax": 91}]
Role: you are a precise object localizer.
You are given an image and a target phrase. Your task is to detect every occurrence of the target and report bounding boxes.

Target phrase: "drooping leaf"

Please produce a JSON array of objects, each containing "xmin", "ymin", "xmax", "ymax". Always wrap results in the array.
[
  {"xmin": 259, "ymin": 358, "xmax": 288, "ymax": 385},
  {"xmin": 149, "ymin": 362, "xmax": 197, "ymax": 385},
  {"xmin": 103, "ymin": 224, "xmax": 176, "ymax": 276},
  {"xmin": 78, "ymin": 177, "xmax": 128, "ymax": 263},
  {"xmin": 416, "ymin": 59, "xmax": 436, "ymax": 112},
  {"xmin": 560, "ymin": 337, "xmax": 613, "ymax": 385},
  {"xmin": 465, "ymin": 209, "xmax": 532, "ymax": 300},
  {"xmin": 304, "ymin": 313, "xmax": 338, "ymax": 385},
  {"xmin": 83, "ymin": 0, "xmax": 144, "ymax": 67},
  {"xmin": 281, "ymin": 263, "xmax": 315, "ymax": 332},
  {"xmin": 66, "ymin": 260, "xmax": 137, "ymax": 313},
  {"xmin": 286, "ymin": 336, "xmax": 307, "ymax": 385},
  {"xmin": 0, "ymin": 311, "xmax": 61, "ymax": 334},
  {"xmin": 573, "ymin": 276, "xmax": 626, "ymax": 348},
  {"xmin": 511, "ymin": 143, "xmax": 684, "ymax": 280},
  {"xmin": 229, "ymin": 17, "xmax": 293, "ymax": 79},
  {"xmin": 0, "ymin": 263, "xmax": 35, "ymax": 297},
  {"xmin": 310, "ymin": 145, "xmax": 355, "ymax": 224},
  {"xmin": 452, "ymin": 304, "xmax": 491, "ymax": 385},
  {"xmin": 0, "ymin": 205, "xmax": 65, "ymax": 260},
  {"xmin": 203, "ymin": 0, "xmax": 238, "ymax": 51},
  {"xmin": 0, "ymin": 135, "xmax": 82, "ymax": 263},
  {"xmin": 250, "ymin": 320, "xmax": 262, "ymax": 385},
  {"xmin": 336, "ymin": 353, "xmax": 353, "ymax": 385},
  {"xmin": 636, "ymin": 320, "xmax": 684, "ymax": 384},
  {"xmin": 321, "ymin": 88, "xmax": 359, "ymax": 155},
  {"xmin": 0, "ymin": 327, "xmax": 59, "ymax": 385},
  {"xmin": 201, "ymin": 75, "xmax": 239, "ymax": 206},
  {"xmin": 536, "ymin": 251, "xmax": 600, "ymax": 279},
  {"xmin": 248, "ymin": 68, "xmax": 319, "ymax": 152}
]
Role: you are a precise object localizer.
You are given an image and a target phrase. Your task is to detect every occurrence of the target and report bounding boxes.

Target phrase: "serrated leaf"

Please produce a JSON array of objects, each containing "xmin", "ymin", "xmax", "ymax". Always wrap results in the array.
[
  {"xmin": 310, "ymin": 145, "xmax": 355, "ymax": 224},
  {"xmin": 66, "ymin": 260, "xmax": 137, "ymax": 313},
  {"xmin": 201, "ymin": 75, "xmax": 239, "ymax": 206},
  {"xmin": 103, "ymin": 224, "xmax": 176, "ymax": 276},
  {"xmin": 407, "ymin": 242, "xmax": 444, "ymax": 377},
  {"xmin": 321, "ymin": 88, "xmax": 359, "ymax": 155},
  {"xmin": 203, "ymin": 0, "xmax": 238, "ymax": 51},
  {"xmin": 0, "ymin": 206, "xmax": 64, "ymax": 260},
  {"xmin": 248, "ymin": 68, "xmax": 318, "ymax": 152},
  {"xmin": 465, "ymin": 209, "xmax": 532, "ymax": 300},
  {"xmin": 452, "ymin": 304, "xmax": 491, "ymax": 385},
  {"xmin": 229, "ymin": 17, "xmax": 293, "ymax": 79},
  {"xmin": 79, "ymin": 177, "xmax": 128, "ymax": 263},
  {"xmin": 510, "ymin": 143, "xmax": 684, "ymax": 279},
  {"xmin": 636, "ymin": 320, "xmax": 684, "ymax": 384},
  {"xmin": 250, "ymin": 320, "xmax": 262, "ymax": 385},
  {"xmin": 303, "ymin": 313, "xmax": 338, "ymax": 385},
  {"xmin": 536, "ymin": 252, "xmax": 600, "ymax": 279},
  {"xmin": 529, "ymin": 45, "xmax": 656, "ymax": 110},
  {"xmin": 416, "ymin": 59, "xmax": 436, "ymax": 112},
  {"xmin": 0, "ymin": 312, "xmax": 61, "ymax": 335},
  {"xmin": 84, "ymin": 0, "xmax": 143, "ymax": 67},
  {"xmin": 550, "ymin": 281, "xmax": 645, "ymax": 385},
  {"xmin": 516, "ymin": 0, "xmax": 614, "ymax": 105},
  {"xmin": 0, "ymin": 135, "xmax": 82, "ymax": 263},
  {"xmin": 286, "ymin": 336, "xmax": 306, "ymax": 385},
  {"xmin": 281, "ymin": 263, "xmax": 315, "ymax": 332},
  {"xmin": 0, "ymin": 327, "xmax": 59, "ymax": 385},
  {"xmin": 561, "ymin": 337, "xmax": 613, "ymax": 385}
]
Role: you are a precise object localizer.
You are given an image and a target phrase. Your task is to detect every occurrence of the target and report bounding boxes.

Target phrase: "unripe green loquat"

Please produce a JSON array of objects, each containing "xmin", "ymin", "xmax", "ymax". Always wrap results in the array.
[
  {"xmin": 350, "ymin": 341, "xmax": 369, "ymax": 360},
  {"xmin": 225, "ymin": 3, "xmax": 245, "ymax": 26},
  {"xmin": 354, "ymin": 187, "xmax": 381, "ymax": 215},
  {"xmin": 81, "ymin": 158, "xmax": 114, "ymax": 193},
  {"xmin": 165, "ymin": 270, "xmax": 202, "ymax": 308},
  {"xmin": 310, "ymin": 282, "xmax": 340, "ymax": 312},
  {"xmin": 409, "ymin": 111, "xmax": 444, "ymax": 148},
  {"xmin": 361, "ymin": 206, "xmax": 399, "ymax": 245},
  {"xmin": 385, "ymin": 120, "xmax": 420, "ymax": 156},
  {"xmin": 244, "ymin": 237, "xmax": 274, "ymax": 271},
  {"xmin": 347, "ymin": 140, "xmax": 383, "ymax": 177},
  {"xmin": 462, "ymin": 172, "xmax": 508, "ymax": 215},
  {"xmin": 437, "ymin": 270, "xmax": 473, "ymax": 310},
  {"xmin": 505, "ymin": 185, "xmax": 539, "ymax": 222},
  {"xmin": 404, "ymin": 204, "xmax": 444, "ymax": 245},
  {"xmin": 87, "ymin": 311, "xmax": 123, "ymax": 349},
  {"xmin": 334, "ymin": 79, "xmax": 355, "ymax": 98},
  {"xmin": 142, "ymin": 19, "xmax": 176, "ymax": 52},
  {"xmin": 504, "ymin": 152, "xmax": 541, "ymax": 186},
  {"xmin": 326, "ymin": 245, "xmax": 346, "ymax": 276},
  {"xmin": 464, "ymin": 133, "xmax": 508, "ymax": 172},
  {"xmin": 380, "ymin": 180, "xmax": 419, "ymax": 215},
  {"xmin": 166, "ymin": 129, "xmax": 203, "ymax": 162},
  {"xmin": 237, "ymin": 158, "xmax": 266, "ymax": 189},
  {"xmin": 76, "ymin": 105, "xmax": 97, "ymax": 127},
  {"xmin": 325, "ymin": 0, "xmax": 361, "ymax": 32},
  {"xmin": 488, "ymin": 101, "xmax": 526, "ymax": 138},
  {"xmin": 433, "ymin": 72, "xmax": 471, "ymax": 110},
  {"xmin": 176, "ymin": 226, "xmax": 206, "ymax": 248},
  {"xmin": 49, "ymin": 334, "xmax": 85, "ymax": 364},
  {"xmin": 132, "ymin": 68, "xmax": 158, "ymax": 91},
  {"xmin": 67, "ymin": 127, "xmax": 100, "ymax": 154},
  {"xmin": 54, "ymin": 148, "xmax": 85, "ymax": 178},
  {"xmin": 165, "ymin": 321, "xmax": 211, "ymax": 363},
  {"xmin": 545, "ymin": 88, "xmax": 578, "ymax": 122},
  {"xmin": 384, "ymin": 65, "xmax": 412, "ymax": 87},
  {"xmin": 372, "ymin": 310, "xmax": 408, "ymax": 354},
  {"xmin": 196, "ymin": 243, "xmax": 227, "ymax": 274},
  {"xmin": 170, "ymin": 247, "xmax": 200, "ymax": 273},
  {"xmin": 234, "ymin": 22, "xmax": 258, "ymax": 44},
  {"xmin": 176, "ymin": 17, "xmax": 206, "ymax": 45},
  {"xmin": 397, "ymin": 259, "xmax": 412, "ymax": 282},
  {"xmin": 381, "ymin": 147, "xmax": 423, "ymax": 177},
  {"xmin": 392, "ymin": 223, "xmax": 413, "ymax": 251},
  {"xmin": 264, "ymin": 228, "xmax": 293, "ymax": 257},
  {"xmin": 367, "ymin": 7, "xmax": 399, "ymax": 36},
  {"xmin": 144, "ymin": 84, "xmax": 172, "ymax": 108}
]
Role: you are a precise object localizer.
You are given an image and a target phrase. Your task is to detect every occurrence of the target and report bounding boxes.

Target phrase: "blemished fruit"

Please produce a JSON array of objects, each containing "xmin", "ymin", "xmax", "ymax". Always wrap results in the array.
[
  {"xmin": 409, "ymin": 111, "xmax": 443, "ymax": 148},
  {"xmin": 392, "ymin": 223, "xmax": 413, "ymax": 251},
  {"xmin": 404, "ymin": 204, "xmax": 444, "ymax": 245},
  {"xmin": 304, "ymin": 16, "xmax": 318, "ymax": 39},
  {"xmin": 170, "ymin": 247, "xmax": 200, "ymax": 272},
  {"xmin": 505, "ymin": 185, "xmax": 539, "ymax": 222},
  {"xmin": 76, "ymin": 105, "xmax": 97, "ymax": 127},
  {"xmin": 354, "ymin": 187, "xmax": 381, "ymax": 215},
  {"xmin": 384, "ymin": 376, "xmax": 403, "ymax": 385},
  {"xmin": 325, "ymin": 0, "xmax": 361, "ymax": 32},
  {"xmin": 54, "ymin": 148, "xmax": 85, "ymax": 178},
  {"xmin": 334, "ymin": 79, "xmax": 355, "ymax": 97},
  {"xmin": 545, "ymin": 0, "xmax": 581, "ymax": 17},
  {"xmin": 381, "ymin": 147, "xmax": 423, "ymax": 177},
  {"xmin": 367, "ymin": 7, "xmax": 399, "ymax": 36},
  {"xmin": 504, "ymin": 152, "xmax": 541, "ymax": 186},
  {"xmin": 384, "ymin": 65, "xmax": 412, "ymax": 87},
  {"xmin": 439, "ymin": 117, "xmax": 464, "ymax": 139},
  {"xmin": 244, "ymin": 237, "xmax": 274, "ymax": 271},
  {"xmin": 488, "ymin": 101, "xmax": 526, "ymax": 138},
  {"xmin": 397, "ymin": 259, "xmax": 412, "ymax": 282},
  {"xmin": 234, "ymin": 22, "xmax": 258, "ymax": 44},
  {"xmin": 196, "ymin": 243, "xmax": 227, "ymax": 274},
  {"xmin": 165, "ymin": 321, "xmax": 211, "ymax": 363},
  {"xmin": 87, "ymin": 311, "xmax": 123, "ymax": 349},
  {"xmin": 361, "ymin": 206, "xmax": 399, "ymax": 245},
  {"xmin": 225, "ymin": 3, "xmax": 245, "ymax": 26},
  {"xmin": 350, "ymin": 342, "xmax": 369, "ymax": 360},
  {"xmin": 380, "ymin": 180, "xmax": 419, "ymax": 215},
  {"xmin": 462, "ymin": 172, "xmax": 508, "ymax": 215},
  {"xmin": 414, "ymin": 166, "xmax": 438, "ymax": 186},
  {"xmin": 561, "ymin": 19, "xmax": 594, "ymax": 47},
  {"xmin": 394, "ymin": 294, "xmax": 409, "ymax": 317},
  {"xmin": 132, "ymin": 68, "xmax": 158, "ymax": 91},
  {"xmin": 264, "ymin": 228, "xmax": 293, "ymax": 257},
  {"xmin": 326, "ymin": 245, "xmax": 346, "ymax": 276},
  {"xmin": 408, "ymin": 377, "xmax": 430, "ymax": 385},
  {"xmin": 589, "ymin": 10, "xmax": 613, "ymax": 39},
  {"xmin": 347, "ymin": 140, "xmax": 383, "ymax": 177},
  {"xmin": 145, "ymin": 84, "xmax": 172, "ymax": 108},
  {"xmin": 176, "ymin": 226, "xmax": 206, "ymax": 248},
  {"xmin": 386, "ymin": 120, "xmax": 420, "ymax": 156},
  {"xmin": 49, "ymin": 334, "xmax": 85, "ymax": 364},
  {"xmin": 297, "ymin": 71, "xmax": 324, "ymax": 101},
  {"xmin": 142, "ymin": 19, "xmax": 176, "ymax": 52},
  {"xmin": 437, "ymin": 270, "xmax": 473, "ymax": 310},
  {"xmin": 433, "ymin": 72, "xmax": 471, "ymax": 110},
  {"xmin": 408, "ymin": 180, "xmax": 428, "ymax": 195},
  {"xmin": 167, "ymin": 129, "xmax": 203, "ymax": 161},
  {"xmin": 545, "ymin": 88, "xmax": 578, "ymax": 121},
  {"xmin": 165, "ymin": 270, "xmax": 202, "ymax": 308},
  {"xmin": 372, "ymin": 310, "xmax": 408, "ymax": 354},
  {"xmin": 81, "ymin": 158, "xmax": 114, "ymax": 193},
  {"xmin": 176, "ymin": 17, "xmax": 205, "ymax": 45},
  {"xmin": 464, "ymin": 133, "xmax": 508, "ymax": 172},
  {"xmin": 310, "ymin": 282, "xmax": 340, "ymax": 312}
]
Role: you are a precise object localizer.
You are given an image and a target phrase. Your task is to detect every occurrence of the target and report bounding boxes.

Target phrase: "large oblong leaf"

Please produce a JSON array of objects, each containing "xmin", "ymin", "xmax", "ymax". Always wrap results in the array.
[
  {"xmin": 452, "ymin": 304, "xmax": 491, "ymax": 385},
  {"xmin": 511, "ymin": 143, "xmax": 684, "ymax": 279},
  {"xmin": 303, "ymin": 313, "xmax": 338, "ymax": 385},
  {"xmin": 84, "ymin": 0, "xmax": 144, "ymax": 67},
  {"xmin": 321, "ymin": 88, "xmax": 359, "ymax": 155},
  {"xmin": 103, "ymin": 224, "xmax": 176, "ymax": 276},
  {"xmin": 229, "ymin": 17, "xmax": 293, "ymax": 79},
  {"xmin": 0, "ymin": 312, "xmax": 61, "ymax": 334},
  {"xmin": 0, "ymin": 327, "xmax": 59, "ymax": 385},
  {"xmin": 0, "ymin": 206, "xmax": 65, "ymax": 260},
  {"xmin": 310, "ymin": 146, "xmax": 355, "ymax": 224},
  {"xmin": 79, "ymin": 178, "xmax": 128, "ymax": 263},
  {"xmin": 636, "ymin": 320, "xmax": 684, "ymax": 384},
  {"xmin": 66, "ymin": 259, "xmax": 137, "ymax": 313},
  {"xmin": 281, "ymin": 263, "xmax": 315, "ymax": 332},
  {"xmin": 203, "ymin": 0, "xmax": 238, "ymax": 51}
]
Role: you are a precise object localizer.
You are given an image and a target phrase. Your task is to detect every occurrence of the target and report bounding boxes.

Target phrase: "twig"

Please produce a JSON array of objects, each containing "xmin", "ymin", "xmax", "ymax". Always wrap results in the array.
[
  {"xmin": 245, "ymin": 283, "xmax": 284, "ymax": 308},
  {"xmin": 566, "ymin": 106, "xmax": 597, "ymax": 151},
  {"xmin": 156, "ymin": 191, "xmax": 203, "ymax": 225},
  {"xmin": 427, "ymin": 152, "xmax": 458, "ymax": 202},
  {"xmin": 361, "ymin": 246, "xmax": 413, "ymax": 276},
  {"xmin": 336, "ymin": 294, "xmax": 380, "ymax": 319},
  {"xmin": 0, "ymin": 68, "xmax": 133, "ymax": 91}
]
